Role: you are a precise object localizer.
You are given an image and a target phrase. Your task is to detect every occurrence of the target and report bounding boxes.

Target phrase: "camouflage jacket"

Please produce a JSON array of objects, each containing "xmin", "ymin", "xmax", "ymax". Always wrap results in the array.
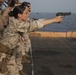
[{"xmin": 0, "ymin": 17, "xmax": 44, "ymax": 50}]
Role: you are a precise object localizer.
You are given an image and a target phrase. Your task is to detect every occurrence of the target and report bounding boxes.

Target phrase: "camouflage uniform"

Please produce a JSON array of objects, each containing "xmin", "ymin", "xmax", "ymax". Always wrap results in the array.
[
  {"xmin": 0, "ymin": 5, "xmax": 12, "ymax": 75},
  {"xmin": 0, "ymin": 16, "xmax": 21, "ymax": 75},
  {"xmin": 13, "ymin": 18, "xmax": 45, "ymax": 71},
  {"xmin": 0, "ymin": 16, "xmax": 44, "ymax": 75}
]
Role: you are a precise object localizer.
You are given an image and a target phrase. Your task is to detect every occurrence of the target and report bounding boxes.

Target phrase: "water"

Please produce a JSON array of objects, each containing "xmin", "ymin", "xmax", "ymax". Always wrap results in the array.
[{"xmin": 30, "ymin": 13, "xmax": 76, "ymax": 32}]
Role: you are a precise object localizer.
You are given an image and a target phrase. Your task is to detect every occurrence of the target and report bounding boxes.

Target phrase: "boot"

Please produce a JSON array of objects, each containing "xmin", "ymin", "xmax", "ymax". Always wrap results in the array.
[
  {"xmin": 25, "ymin": 52, "xmax": 30, "ymax": 58},
  {"xmin": 22, "ymin": 55, "xmax": 31, "ymax": 64},
  {"xmin": 19, "ymin": 70, "xmax": 27, "ymax": 75}
]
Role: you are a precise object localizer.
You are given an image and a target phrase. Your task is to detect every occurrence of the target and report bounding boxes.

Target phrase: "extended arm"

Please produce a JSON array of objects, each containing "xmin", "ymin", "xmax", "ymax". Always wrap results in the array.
[{"xmin": 42, "ymin": 16, "xmax": 63, "ymax": 26}]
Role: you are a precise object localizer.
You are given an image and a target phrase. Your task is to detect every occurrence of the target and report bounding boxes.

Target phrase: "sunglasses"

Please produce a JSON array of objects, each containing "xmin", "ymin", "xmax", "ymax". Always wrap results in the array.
[
  {"xmin": 27, "ymin": 6, "xmax": 30, "ymax": 8},
  {"xmin": 29, "ymin": 10, "xmax": 31, "ymax": 12},
  {"xmin": 23, "ymin": 12, "xmax": 28, "ymax": 15}
]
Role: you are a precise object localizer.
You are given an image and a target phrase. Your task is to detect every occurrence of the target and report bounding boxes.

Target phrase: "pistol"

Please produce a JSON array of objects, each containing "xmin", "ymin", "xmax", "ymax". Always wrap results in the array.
[{"xmin": 56, "ymin": 12, "xmax": 71, "ymax": 16}]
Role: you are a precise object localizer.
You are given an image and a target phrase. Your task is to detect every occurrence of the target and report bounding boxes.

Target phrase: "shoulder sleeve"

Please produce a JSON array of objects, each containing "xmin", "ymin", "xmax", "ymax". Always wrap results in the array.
[
  {"xmin": 27, "ymin": 19, "xmax": 45, "ymax": 32},
  {"xmin": 17, "ymin": 19, "xmax": 45, "ymax": 33}
]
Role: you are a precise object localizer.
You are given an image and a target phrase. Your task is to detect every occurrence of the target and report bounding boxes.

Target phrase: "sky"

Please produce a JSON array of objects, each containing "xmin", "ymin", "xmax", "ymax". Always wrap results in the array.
[{"xmin": 21, "ymin": 0, "xmax": 76, "ymax": 13}]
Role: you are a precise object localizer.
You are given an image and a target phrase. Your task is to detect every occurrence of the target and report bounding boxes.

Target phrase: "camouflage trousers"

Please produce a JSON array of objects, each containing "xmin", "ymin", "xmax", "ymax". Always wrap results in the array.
[
  {"xmin": 0, "ymin": 42, "xmax": 30, "ymax": 75},
  {"xmin": 7, "ymin": 56, "xmax": 21, "ymax": 75},
  {"xmin": 0, "ymin": 53, "xmax": 7, "ymax": 75},
  {"xmin": 15, "ymin": 44, "xmax": 24, "ymax": 71},
  {"xmin": 15, "ymin": 42, "xmax": 30, "ymax": 70},
  {"xmin": 0, "ymin": 53, "xmax": 21, "ymax": 75},
  {"xmin": 14, "ymin": 37, "xmax": 31, "ymax": 65}
]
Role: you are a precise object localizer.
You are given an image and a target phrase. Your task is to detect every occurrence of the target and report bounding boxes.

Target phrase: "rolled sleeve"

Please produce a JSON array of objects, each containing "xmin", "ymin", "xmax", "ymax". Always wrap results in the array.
[
  {"xmin": 27, "ymin": 19, "xmax": 45, "ymax": 32},
  {"xmin": 36, "ymin": 19, "xmax": 44, "ymax": 29},
  {"xmin": 17, "ymin": 19, "xmax": 45, "ymax": 32}
]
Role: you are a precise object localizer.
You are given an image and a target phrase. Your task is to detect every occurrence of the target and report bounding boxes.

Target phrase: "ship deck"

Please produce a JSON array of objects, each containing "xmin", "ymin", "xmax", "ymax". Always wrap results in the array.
[{"xmin": 23, "ymin": 35, "xmax": 76, "ymax": 75}]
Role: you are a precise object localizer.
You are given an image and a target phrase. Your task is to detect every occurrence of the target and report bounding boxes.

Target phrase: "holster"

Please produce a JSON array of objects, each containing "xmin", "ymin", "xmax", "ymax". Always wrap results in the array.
[
  {"xmin": 0, "ymin": 43, "xmax": 12, "ymax": 55},
  {"xmin": 0, "ymin": 43, "xmax": 12, "ymax": 73},
  {"xmin": 0, "ymin": 58, "xmax": 8, "ymax": 73}
]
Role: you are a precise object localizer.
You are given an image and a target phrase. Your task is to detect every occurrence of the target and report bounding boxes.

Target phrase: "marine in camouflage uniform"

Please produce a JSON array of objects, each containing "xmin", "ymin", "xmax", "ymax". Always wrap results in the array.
[
  {"xmin": 0, "ymin": 1, "xmax": 13, "ymax": 75},
  {"xmin": 0, "ymin": 1, "xmax": 29, "ymax": 75},
  {"xmin": 0, "ymin": 15, "xmax": 45, "ymax": 75},
  {"xmin": 0, "ymin": 4, "xmax": 63, "ymax": 75},
  {"xmin": 11, "ymin": 17, "xmax": 45, "ymax": 74},
  {"xmin": 0, "ymin": 16, "xmax": 21, "ymax": 75}
]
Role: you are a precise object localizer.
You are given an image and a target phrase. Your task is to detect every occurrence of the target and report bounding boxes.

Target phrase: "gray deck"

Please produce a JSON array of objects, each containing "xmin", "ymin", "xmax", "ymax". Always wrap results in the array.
[{"xmin": 23, "ymin": 37, "xmax": 76, "ymax": 75}]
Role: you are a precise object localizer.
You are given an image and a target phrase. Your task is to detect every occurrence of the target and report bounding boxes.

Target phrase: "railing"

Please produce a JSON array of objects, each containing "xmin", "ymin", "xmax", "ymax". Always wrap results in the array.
[{"xmin": 30, "ymin": 32, "xmax": 76, "ymax": 38}]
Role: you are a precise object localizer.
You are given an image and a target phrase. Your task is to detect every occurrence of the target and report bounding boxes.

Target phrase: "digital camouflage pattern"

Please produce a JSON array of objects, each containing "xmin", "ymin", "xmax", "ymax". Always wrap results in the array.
[
  {"xmin": 0, "ymin": 4, "xmax": 12, "ymax": 75},
  {"xmin": 0, "ymin": 16, "xmax": 44, "ymax": 75}
]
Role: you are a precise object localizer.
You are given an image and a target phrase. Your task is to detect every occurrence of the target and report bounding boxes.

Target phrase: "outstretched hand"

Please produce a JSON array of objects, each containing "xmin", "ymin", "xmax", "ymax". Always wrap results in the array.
[{"xmin": 54, "ymin": 16, "xmax": 63, "ymax": 23}]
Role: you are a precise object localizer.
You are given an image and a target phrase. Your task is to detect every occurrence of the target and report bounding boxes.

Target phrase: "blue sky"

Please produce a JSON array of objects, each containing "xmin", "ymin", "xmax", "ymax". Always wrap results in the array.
[{"xmin": 21, "ymin": 0, "xmax": 76, "ymax": 13}]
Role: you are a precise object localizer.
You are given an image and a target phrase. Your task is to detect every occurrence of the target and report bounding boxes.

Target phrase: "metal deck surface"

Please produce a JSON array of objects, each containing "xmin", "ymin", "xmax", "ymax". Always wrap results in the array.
[{"xmin": 23, "ymin": 37, "xmax": 76, "ymax": 75}]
